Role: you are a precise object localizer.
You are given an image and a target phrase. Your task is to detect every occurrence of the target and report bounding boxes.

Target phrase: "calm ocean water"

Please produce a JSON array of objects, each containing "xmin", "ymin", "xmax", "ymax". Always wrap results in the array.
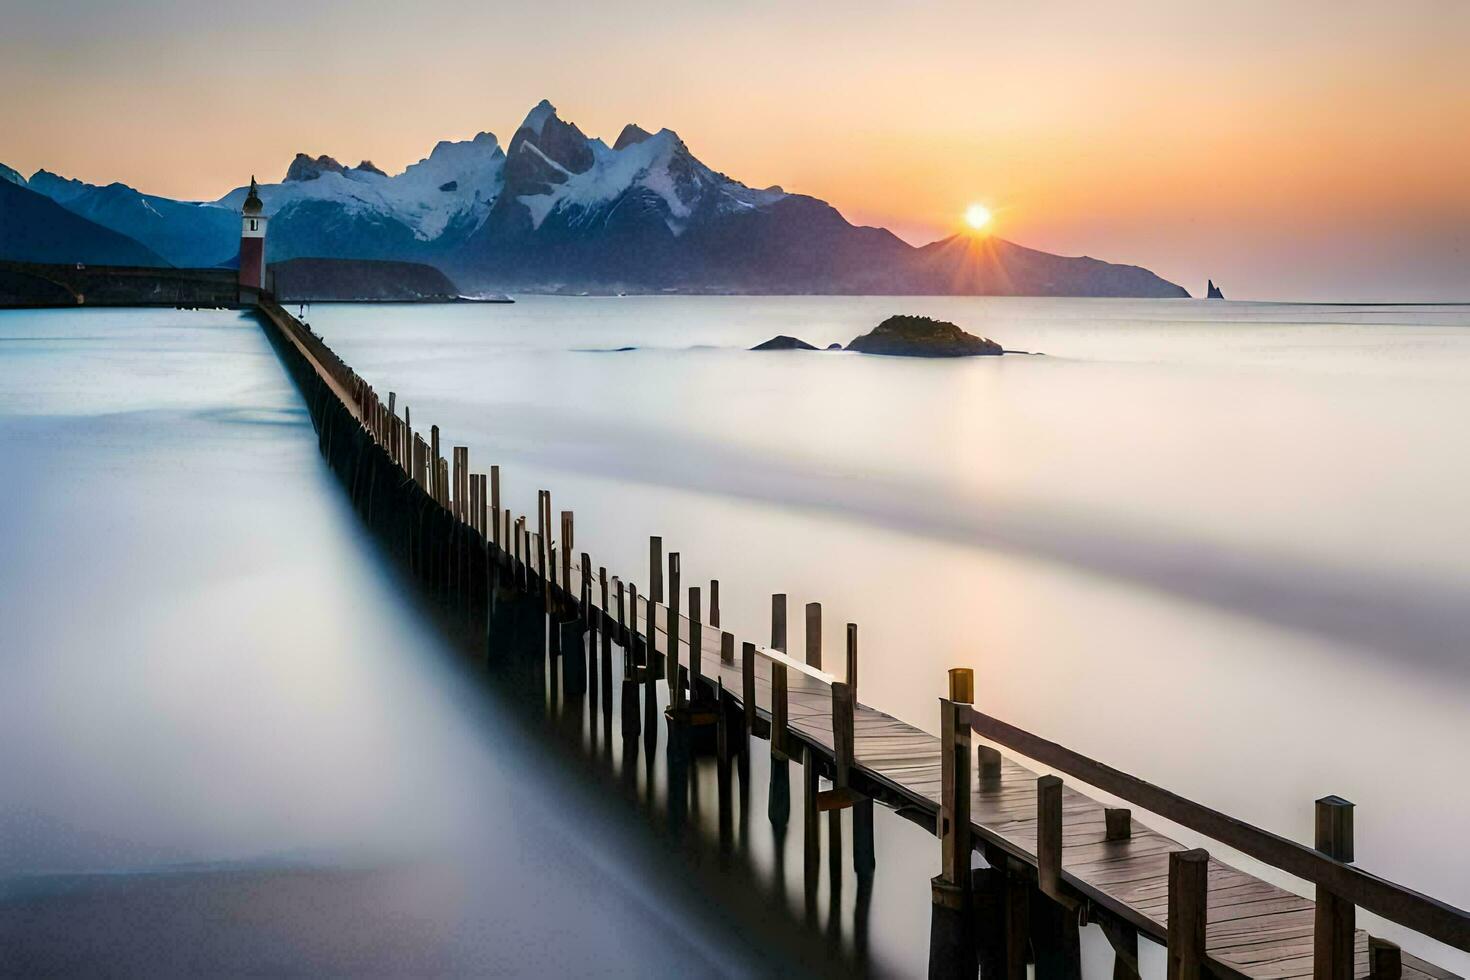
[
  {"xmin": 306, "ymin": 295, "xmax": 1470, "ymax": 970},
  {"xmin": 2, "ymin": 297, "xmax": 1468, "ymax": 974},
  {"xmin": 0, "ymin": 308, "xmax": 818, "ymax": 975}
]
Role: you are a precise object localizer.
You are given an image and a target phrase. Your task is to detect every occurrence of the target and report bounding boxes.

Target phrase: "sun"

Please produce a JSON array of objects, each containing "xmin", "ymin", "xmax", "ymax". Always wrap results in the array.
[{"xmin": 964, "ymin": 203, "xmax": 992, "ymax": 231}]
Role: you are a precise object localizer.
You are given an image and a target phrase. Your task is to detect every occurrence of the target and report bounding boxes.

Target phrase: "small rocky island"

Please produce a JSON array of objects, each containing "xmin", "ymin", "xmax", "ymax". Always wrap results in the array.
[
  {"xmin": 751, "ymin": 314, "xmax": 1006, "ymax": 357},
  {"xmin": 751, "ymin": 335, "xmax": 818, "ymax": 351},
  {"xmin": 846, "ymin": 315, "xmax": 1002, "ymax": 357}
]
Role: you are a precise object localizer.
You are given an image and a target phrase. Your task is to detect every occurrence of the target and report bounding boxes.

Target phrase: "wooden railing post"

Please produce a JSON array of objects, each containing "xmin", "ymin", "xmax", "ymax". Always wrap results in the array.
[
  {"xmin": 771, "ymin": 593, "xmax": 787, "ymax": 651},
  {"xmin": 845, "ymin": 623, "xmax": 858, "ymax": 702},
  {"xmin": 688, "ymin": 585, "xmax": 703, "ymax": 694},
  {"xmin": 805, "ymin": 601, "xmax": 822, "ymax": 668},
  {"xmin": 978, "ymin": 745, "xmax": 1002, "ymax": 787},
  {"xmin": 560, "ymin": 511, "xmax": 573, "ymax": 597},
  {"xmin": 1167, "ymin": 849, "xmax": 1209, "ymax": 980},
  {"xmin": 1038, "ymin": 774, "xmax": 1063, "ymax": 899},
  {"xmin": 649, "ymin": 536, "xmax": 663, "ymax": 603},
  {"xmin": 490, "ymin": 465, "xmax": 500, "ymax": 548},
  {"xmin": 667, "ymin": 553, "xmax": 681, "ymax": 703},
  {"xmin": 931, "ymin": 671, "xmax": 975, "ymax": 978},
  {"xmin": 771, "ymin": 660, "xmax": 789, "ymax": 760},
  {"xmin": 625, "ymin": 583, "xmax": 638, "ymax": 674},
  {"xmin": 831, "ymin": 680, "xmax": 854, "ymax": 788},
  {"xmin": 709, "ymin": 579, "xmax": 720, "ymax": 629},
  {"xmin": 1106, "ymin": 807, "xmax": 1132, "ymax": 841},
  {"xmin": 741, "ymin": 640, "xmax": 757, "ymax": 733},
  {"xmin": 939, "ymin": 680, "xmax": 973, "ymax": 887},
  {"xmin": 720, "ymin": 630, "xmax": 734, "ymax": 667},
  {"xmin": 1314, "ymin": 796, "xmax": 1355, "ymax": 980},
  {"xmin": 1369, "ymin": 938, "xmax": 1401, "ymax": 980}
]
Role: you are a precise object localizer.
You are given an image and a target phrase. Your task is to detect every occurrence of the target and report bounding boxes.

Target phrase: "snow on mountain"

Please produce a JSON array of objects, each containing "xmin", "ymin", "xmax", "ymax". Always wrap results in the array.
[
  {"xmin": 502, "ymin": 102, "xmax": 787, "ymax": 235},
  {"xmin": 215, "ymin": 131, "xmax": 505, "ymax": 242}
]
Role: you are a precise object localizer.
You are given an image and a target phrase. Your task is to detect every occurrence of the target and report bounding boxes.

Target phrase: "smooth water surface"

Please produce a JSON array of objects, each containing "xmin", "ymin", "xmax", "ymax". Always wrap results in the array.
[
  {"xmin": 307, "ymin": 295, "xmax": 1470, "ymax": 971},
  {"xmin": 0, "ymin": 307, "xmax": 800, "ymax": 975}
]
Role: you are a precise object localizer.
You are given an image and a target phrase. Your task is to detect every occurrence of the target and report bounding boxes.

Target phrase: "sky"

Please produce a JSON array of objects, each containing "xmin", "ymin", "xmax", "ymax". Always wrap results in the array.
[{"xmin": 2, "ymin": 0, "xmax": 1467, "ymax": 300}]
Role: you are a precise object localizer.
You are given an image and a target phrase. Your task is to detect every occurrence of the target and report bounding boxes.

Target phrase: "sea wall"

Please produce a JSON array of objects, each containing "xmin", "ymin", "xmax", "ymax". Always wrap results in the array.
[{"xmin": 0, "ymin": 261, "xmax": 246, "ymax": 308}]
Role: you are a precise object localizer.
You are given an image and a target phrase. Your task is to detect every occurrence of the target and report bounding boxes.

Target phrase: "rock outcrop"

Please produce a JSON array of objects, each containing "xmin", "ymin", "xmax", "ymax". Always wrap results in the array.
[
  {"xmin": 846, "ymin": 315, "xmax": 1002, "ymax": 357},
  {"xmin": 1206, "ymin": 279, "xmax": 1225, "ymax": 299},
  {"xmin": 285, "ymin": 153, "xmax": 349, "ymax": 182},
  {"xmin": 751, "ymin": 335, "xmax": 818, "ymax": 351}
]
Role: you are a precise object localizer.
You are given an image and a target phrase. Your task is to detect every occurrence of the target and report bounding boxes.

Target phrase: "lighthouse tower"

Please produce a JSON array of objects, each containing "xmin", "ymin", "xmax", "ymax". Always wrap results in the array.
[{"xmin": 238, "ymin": 177, "xmax": 268, "ymax": 291}]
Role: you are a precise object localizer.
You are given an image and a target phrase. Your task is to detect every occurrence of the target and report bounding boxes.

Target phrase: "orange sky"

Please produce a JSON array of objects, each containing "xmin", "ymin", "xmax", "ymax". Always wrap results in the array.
[{"xmin": 3, "ymin": 1, "xmax": 1467, "ymax": 299}]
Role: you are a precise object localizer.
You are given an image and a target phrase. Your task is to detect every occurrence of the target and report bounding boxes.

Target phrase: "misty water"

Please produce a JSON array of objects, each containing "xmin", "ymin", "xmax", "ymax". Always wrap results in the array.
[
  {"xmin": 2, "ymin": 298, "xmax": 1469, "ymax": 975},
  {"xmin": 303, "ymin": 295, "xmax": 1470, "ymax": 973}
]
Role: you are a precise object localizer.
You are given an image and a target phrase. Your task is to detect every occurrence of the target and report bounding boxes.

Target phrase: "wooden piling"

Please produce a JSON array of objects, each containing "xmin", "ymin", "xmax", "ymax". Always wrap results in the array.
[
  {"xmin": 938, "ymin": 695, "xmax": 972, "ymax": 887},
  {"xmin": 1037, "ymin": 774, "xmax": 1063, "ymax": 899},
  {"xmin": 642, "ymin": 582, "xmax": 657, "ymax": 729},
  {"xmin": 710, "ymin": 579, "xmax": 720, "ymax": 628},
  {"xmin": 1314, "ymin": 796, "xmax": 1355, "ymax": 980},
  {"xmin": 741, "ymin": 641, "xmax": 757, "ymax": 733},
  {"xmin": 667, "ymin": 553, "xmax": 681, "ymax": 703},
  {"xmin": 1167, "ymin": 849, "xmax": 1209, "ymax": 980},
  {"xmin": 490, "ymin": 465, "xmax": 500, "ymax": 547},
  {"xmin": 931, "ymin": 690, "xmax": 975, "ymax": 977},
  {"xmin": 831, "ymin": 681, "xmax": 854, "ymax": 788},
  {"xmin": 805, "ymin": 601, "xmax": 822, "ymax": 668},
  {"xmin": 720, "ymin": 630, "xmax": 734, "ymax": 667},
  {"xmin": 803, "ymin": 744, "xmax": 821, "ymax": 880},
  {"xmin": 688, "ymin": 586, "xmax": 702, "ymax": 693},
  {"xmin": 771, "ymin": 660, "xmax": 789, "ymax": 760},
  {"xmin": 560, "ymin": 511, "xmax": 573, "ymax": 598}
]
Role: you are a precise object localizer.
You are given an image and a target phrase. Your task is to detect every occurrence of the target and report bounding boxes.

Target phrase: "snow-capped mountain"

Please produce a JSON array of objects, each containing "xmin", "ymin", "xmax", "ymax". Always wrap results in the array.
[
  {"xmin": 490, "ymin": 100, "xmax": 786, "ymax": 237},
  {"xmin": 214, "ymin": 131, "xmax": 505, "ymax": 257},
  {"xmin": 2, "ymin": 100, "xmax": 1189, "ymax": 296}
]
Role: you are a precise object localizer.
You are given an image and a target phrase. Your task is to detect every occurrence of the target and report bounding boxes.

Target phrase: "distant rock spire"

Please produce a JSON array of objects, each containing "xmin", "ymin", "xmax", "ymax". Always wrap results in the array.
[{"xmin": 1206, "ymin": 279, "xmax": 1225, "ymax": 299}]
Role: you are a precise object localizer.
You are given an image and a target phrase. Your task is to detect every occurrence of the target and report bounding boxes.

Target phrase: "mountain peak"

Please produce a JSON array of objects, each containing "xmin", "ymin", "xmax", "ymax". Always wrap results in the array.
[
  {"xmin": 613, "ymin": 124, "xmax": 653, "ymax": 151},
  {"xmin": 284, "ymin": 153, "xmax": 348, "ymax": 182},
  {"xmin": 354, "ymin": 160, "xmax": 386, "ymax": 177},
  {"xmin": 0, "ymin": 163, "xmax": 25, "ymax": 187},
  {"xmin": 517, "ymin": 99, "xmax": 559, "ymax": 138},
  {"xmin": 506, "ymin": 100, "xmax": 593, "ymax": 181}
]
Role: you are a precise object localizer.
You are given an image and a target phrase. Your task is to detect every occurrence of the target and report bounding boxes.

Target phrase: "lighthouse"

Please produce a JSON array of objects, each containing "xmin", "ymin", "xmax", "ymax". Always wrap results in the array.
[{"xmin": 238, "ymin": 176, "xmax": 268, "ymax": 292}]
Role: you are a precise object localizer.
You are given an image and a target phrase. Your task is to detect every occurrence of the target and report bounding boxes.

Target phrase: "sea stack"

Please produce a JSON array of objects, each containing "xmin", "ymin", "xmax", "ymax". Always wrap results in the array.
[{"xmin": 1207, "ymin": 279, "xmax": 1225, "ymax": 299}]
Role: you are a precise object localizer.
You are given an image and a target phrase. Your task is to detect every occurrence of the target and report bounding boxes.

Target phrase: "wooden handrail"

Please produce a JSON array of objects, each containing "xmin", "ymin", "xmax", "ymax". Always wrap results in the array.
[
  {"xmin": 754, "ymin": 643, "xmax": 835, "ymax": 685},
  {"xmin": 967, "ymin": 709, "xmax": 1470, "ymax": 953}
]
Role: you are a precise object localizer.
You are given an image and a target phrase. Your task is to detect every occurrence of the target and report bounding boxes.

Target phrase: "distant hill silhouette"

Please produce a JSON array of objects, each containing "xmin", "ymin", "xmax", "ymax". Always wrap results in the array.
[{"xmin": 0, "ymin": 180, "xmax": 165, "ymax": 267}]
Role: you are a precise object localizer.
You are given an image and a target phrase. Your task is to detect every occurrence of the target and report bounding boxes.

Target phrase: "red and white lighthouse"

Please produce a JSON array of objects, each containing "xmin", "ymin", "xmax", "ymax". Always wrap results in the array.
[{"xmin": 238, "ymin": 176, "xmax": 268, "ymax": 291}]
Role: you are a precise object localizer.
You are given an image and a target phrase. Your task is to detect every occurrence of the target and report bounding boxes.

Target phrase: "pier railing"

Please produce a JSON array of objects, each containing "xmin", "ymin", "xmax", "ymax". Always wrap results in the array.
[{"xmin": 253, "ymin": 296, "xmax": 1468, "ymax": 980}]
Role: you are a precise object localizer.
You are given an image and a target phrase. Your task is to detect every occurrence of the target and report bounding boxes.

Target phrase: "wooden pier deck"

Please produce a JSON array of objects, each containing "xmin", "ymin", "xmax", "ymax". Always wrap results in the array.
[
  {"xmin": 577, "ymin": 583, "xmax": 1461, "ymax": 980},
  {"xmin": 255, "ymin": 298, "xmax": 1468, "ymax": 980}
]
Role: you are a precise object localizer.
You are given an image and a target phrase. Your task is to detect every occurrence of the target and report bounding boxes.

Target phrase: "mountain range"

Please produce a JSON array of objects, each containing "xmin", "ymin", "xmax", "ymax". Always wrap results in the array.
[{"xmin": 1, "ymin": 100, "xmax": 1188, "ymax": 297}]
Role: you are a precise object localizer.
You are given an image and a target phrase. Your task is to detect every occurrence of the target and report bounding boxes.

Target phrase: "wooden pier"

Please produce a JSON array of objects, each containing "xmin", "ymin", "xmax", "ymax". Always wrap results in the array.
[{"xmin": 254, "ymin": 298, "xmax": 1468, "ymax": 980}]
